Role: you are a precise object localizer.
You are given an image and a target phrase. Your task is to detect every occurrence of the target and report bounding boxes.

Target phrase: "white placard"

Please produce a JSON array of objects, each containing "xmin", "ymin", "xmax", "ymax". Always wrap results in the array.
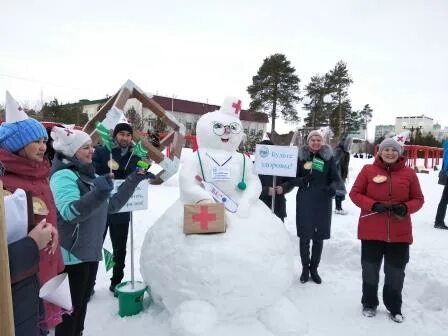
[
  {"xmin": 254, "ymin": 144, "xmax": 298, "ymax": 177},
  {"xmin": 113, "ymin": 179, "xmax": 148, "ymax": 212}
]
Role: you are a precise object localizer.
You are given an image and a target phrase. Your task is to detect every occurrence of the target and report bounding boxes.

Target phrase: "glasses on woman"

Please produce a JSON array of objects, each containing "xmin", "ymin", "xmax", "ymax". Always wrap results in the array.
[{"xmin": 212, "ymin": 121, "xmax": 242, "ymax": 136}]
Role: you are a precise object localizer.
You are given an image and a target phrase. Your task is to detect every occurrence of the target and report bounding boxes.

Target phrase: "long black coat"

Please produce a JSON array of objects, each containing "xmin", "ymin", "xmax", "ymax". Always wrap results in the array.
[
  {"xmin": 258, "ymin": 174, "xmax": 294, "ymax": 220},
  {"xmin": 9, "ymin": 237, "xmax": 40, "ymax": 336},
  {"xmin": 292, "ymin": 144, "xmax": 341, "ymax": 240}
]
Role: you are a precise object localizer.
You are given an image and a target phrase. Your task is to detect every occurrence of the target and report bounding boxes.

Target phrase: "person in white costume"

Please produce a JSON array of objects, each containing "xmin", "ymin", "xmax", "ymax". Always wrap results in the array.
[{"xmin": 140, "ymin": 97, "xmax": 307, "ymax": 336}]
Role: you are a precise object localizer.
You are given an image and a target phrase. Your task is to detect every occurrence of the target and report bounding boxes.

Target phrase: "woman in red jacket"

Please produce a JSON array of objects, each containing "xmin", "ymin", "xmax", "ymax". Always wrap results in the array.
[{"xmin": 349, "ymin": 138, "xmax": 424, "ymax": 323}]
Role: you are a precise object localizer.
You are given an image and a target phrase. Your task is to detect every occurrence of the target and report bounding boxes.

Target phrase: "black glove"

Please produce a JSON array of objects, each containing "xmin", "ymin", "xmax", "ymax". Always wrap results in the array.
[
  {"xmin": 391, "ymin": 203, "xmax": 408, "ymax": 218},
  {"xmin": 93, "ymin": 174, "xmax": 114, "ymax": 192},
  {"xmin": 372, "ymin": 202, "xmax": 389, "ymax": 213},
  {"xmin": 135, "ymin": 167, "xmax": 156, "ymax": 180}
]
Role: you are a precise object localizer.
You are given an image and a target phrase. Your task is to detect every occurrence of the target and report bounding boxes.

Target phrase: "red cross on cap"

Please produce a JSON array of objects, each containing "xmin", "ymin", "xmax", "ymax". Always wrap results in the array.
[
  {"xmin": 192, "ymin": 205, "xmax": 217, "ymax": 230},
  {"xmin": 397, "ymin": 136, "xmax": 404, "ymax": 142},
  {"xmin": 232, "ymin": 100, "xmax": 242, "ymax": 114},
  {"xmin": 64, "ymin": 129, "xmax": 74, "ymax": 136}
]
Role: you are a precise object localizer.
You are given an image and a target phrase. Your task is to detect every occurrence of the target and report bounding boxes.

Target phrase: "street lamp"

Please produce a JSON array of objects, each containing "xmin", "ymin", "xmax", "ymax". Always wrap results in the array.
[{"xmin": 402, "ymin": 122, "xmax": 423, "ymax": 144}]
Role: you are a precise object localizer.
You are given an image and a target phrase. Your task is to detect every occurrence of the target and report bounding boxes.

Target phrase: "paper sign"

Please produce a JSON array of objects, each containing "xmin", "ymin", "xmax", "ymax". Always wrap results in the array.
[
  {"xmin": 254, "ymin": 145, "xmax": 298, "ymax": 177},
  {"xmin": 113, "ymin": 180, "xmax": 148, "ymax": 212}
]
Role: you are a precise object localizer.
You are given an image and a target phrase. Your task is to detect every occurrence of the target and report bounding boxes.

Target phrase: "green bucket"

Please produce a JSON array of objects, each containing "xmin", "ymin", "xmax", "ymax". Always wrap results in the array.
[{"xmin": 115, "ymin": 281, "xmax": 147, "ymax": 317}]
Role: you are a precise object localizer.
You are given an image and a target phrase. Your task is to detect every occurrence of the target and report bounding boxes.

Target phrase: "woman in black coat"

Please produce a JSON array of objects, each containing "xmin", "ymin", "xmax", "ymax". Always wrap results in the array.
[
  {"xmin": 292, "ymin": 130, "xmax": 341, "ymax": 284},
  {"xmin": 258, "ymin": 140, "xmax": 294, "ymax": 222}
]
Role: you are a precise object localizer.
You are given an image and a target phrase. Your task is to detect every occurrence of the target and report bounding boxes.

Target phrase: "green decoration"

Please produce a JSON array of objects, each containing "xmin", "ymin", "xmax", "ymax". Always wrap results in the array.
[
  {"xmin": 312, "ymin": 157, "xmax": 325, "ymax": 172},
  {"xmin": 95, "ymin": 121, "xmax": 113, "ymax": 151},
  {"xmin": 103, "ymin": 248, "xmax": 115, "ymax": 272},
  {"xmin": 133, "ymin": 140, "xmax": 148, "ymax": 158}
]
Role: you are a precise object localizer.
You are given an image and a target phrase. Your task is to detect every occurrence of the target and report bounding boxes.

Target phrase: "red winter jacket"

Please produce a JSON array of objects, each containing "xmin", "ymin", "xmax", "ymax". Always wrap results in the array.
[
  {"xmin": 349, "ymin": 156, "xmax": 424, "ymax": 244},
  {"xmin": 0, "ymin": 149, "xmax": 64, "ymax": 329}
]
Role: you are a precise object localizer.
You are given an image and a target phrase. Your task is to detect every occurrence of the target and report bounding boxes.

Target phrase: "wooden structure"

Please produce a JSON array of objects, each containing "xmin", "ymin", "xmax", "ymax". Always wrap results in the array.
[{"xmin": 83, "ymin": 80, "xmax": 185, "ymax": 183}]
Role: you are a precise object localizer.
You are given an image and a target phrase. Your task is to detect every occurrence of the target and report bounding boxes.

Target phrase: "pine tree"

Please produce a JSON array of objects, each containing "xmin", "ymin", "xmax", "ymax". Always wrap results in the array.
[
  {"xmin": 125, "ymin": 106, "xmax": 144, "ymax": 130},
  {"xmin": 247, "ymin": 54, "xmax": 301, "ymax": 132},
  {"xmin": 303, "ymin": 74, "xmax": 333, "ymax": 128},
  {"xmin": 327, "ymin": 61, "xmax": 353, "ymax": 138}
]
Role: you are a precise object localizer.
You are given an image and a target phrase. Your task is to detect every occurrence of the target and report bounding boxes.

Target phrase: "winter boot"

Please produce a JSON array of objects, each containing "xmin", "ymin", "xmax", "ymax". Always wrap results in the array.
[
  {"xmin": 434, "ymin": 222, "xmax": 448, "ymax": 230},
  {"xmin": 300, "ymin": 266, "xmax": 310, "ymax": 283},
  {"xmin": 390, "ymin": 313, "xmax": 404, "ymax": 323},
  {"xmin": 362, "ymin": 306, "xmax": 377, "ymax": 318},
  {"xmin": 309, "ymin": 267, "xmax": 322, "ymax": 284}
]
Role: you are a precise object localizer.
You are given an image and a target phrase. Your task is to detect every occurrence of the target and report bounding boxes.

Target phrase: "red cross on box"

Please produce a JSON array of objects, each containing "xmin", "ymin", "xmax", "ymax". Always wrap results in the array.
[
  {"xmin": 184, "ymin": 203, "xmax": 226, "ymax": 234},
  {"xmin": 192, "ymin": 206, "xmax": 216, "ymax": 230},
  {"xmin": 64, "ymin": 129, "xmax": 74, "ymax": 136}
]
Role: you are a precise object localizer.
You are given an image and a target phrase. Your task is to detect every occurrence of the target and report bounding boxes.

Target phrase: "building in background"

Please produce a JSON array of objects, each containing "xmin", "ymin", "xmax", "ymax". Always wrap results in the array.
[
  {"xmin": 395, "ymin": 115, "xmax": 433, "ymax": 135},
  {"xmin": 374, "ymin": 124, "xmax": 395, "ymax": 141},
  {"xmin": 79, "ymin": 95, "xmax": 268, "ymax": 136}
]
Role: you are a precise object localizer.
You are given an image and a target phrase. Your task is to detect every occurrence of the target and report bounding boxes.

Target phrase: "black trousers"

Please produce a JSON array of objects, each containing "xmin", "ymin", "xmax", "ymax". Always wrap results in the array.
[
  {"xmin": 435, "ymin": 184, "xmax": 448, "ymax": 225},
  {"xmin": 335, "ymin": 196, "xmax": 343, "ymax": 210},
  {"xmin": 109, "ymin": 222, "xmax": 130, "ymax": 287},
  {"xmin": 299, "ymin": 238, "xmax": 323, "ymax": 269},
  {"xmin": 361, "ymin": 240, "xmax": 409, "ymax": 315},
  {"xmin": 55, "ymin": 262, "xmax": 99, "ymax": 336}
]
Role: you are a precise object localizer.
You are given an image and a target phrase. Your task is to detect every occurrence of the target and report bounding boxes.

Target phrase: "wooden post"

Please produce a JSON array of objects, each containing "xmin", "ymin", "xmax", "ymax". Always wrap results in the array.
[{"xmin": 0, "ymin": 181, "xmax": 15, "ymax": 336}]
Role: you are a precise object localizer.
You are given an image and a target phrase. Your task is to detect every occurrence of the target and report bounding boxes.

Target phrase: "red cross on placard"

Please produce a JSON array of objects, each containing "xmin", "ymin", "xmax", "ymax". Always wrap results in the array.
[
  {"xmin": 397, "ymin": 136, "xmax": 404, "ymax": 142},
  {"xmin": 232, "ymin": 100, "xmax": 242, "ymax": 114},
  {"xmin": 192, "ymin": 205, "xmax": 216, "ymax": 230},
  {"xmin": 64, "ymin": 129, "xmax": 74, "ymax": 136}
]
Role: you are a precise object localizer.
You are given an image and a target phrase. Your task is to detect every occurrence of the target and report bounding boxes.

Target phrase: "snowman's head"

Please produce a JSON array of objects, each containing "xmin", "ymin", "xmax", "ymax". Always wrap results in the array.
[{"xmin": 196, "ymin": 97, "xmax": 244, "ymax": 152}]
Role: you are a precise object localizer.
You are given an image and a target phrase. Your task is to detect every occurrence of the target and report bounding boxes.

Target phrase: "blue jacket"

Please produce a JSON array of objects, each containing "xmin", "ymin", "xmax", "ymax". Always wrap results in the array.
[{"xmin": 50, "ymin": 155, "xmax": 145, "ymax": 264}]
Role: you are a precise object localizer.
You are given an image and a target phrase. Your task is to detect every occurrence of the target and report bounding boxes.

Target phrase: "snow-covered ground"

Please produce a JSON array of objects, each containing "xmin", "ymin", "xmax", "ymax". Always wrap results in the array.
[{"xmin": 85, "ymin": 155, "xmax": 448, "ymax": 336}]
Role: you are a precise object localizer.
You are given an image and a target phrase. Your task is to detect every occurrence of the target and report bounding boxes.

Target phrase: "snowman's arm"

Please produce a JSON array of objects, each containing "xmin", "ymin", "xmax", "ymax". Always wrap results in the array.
[
  {"xmin": 240, "ymin": 155, "xmax": 262, "ymax": 204},
  {"xmin": 179, "ymin": 158, "xmax": 214, "ymax": 204}
]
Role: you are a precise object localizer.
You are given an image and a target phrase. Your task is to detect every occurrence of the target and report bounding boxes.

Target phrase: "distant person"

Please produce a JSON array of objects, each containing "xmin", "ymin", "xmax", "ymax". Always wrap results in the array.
[
  {"xmin": 350, "ymin": 138, "xmax": 424, "ymax": 323},
  {"xmin": 291, "ymin": 130, "xmax": 341, "ymax": 284},
  {"xmin": 257, "ymin": 139, "xmax": 294, "ymax": 222},
  {"xmin": 434, "ymin": 140, "xmax": 448, "ymax": 230},
  {"xmin": 333, "ymin": 134, "xmax": 351, "ymax": 215}
]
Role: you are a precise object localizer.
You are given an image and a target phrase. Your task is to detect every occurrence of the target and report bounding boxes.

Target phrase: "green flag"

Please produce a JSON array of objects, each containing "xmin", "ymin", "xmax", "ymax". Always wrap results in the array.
[
  {"xmin": 103, "ymin": 248, "xmax": 115, "ymax": 272},
  {"xmin": 133, "ymin": 140, "xmax": 148, "ymax": 158},
  {"xmin": 96, "ymin": 121, "xmax": 113, "ymax": 151},
  {"xmin": 312, "ymin": 157, "xmax": 325, "ymax": 172}
]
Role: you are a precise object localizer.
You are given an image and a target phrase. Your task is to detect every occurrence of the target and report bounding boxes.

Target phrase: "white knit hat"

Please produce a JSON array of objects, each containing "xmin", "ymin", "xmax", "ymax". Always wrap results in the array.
[{"xmin": 51, "ymin": 126, "xmax": 91, "ymax": 157}]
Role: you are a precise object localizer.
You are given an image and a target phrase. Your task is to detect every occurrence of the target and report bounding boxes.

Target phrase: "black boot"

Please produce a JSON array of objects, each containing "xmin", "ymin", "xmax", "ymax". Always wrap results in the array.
[
  {"xmin": 434, "ymin": 222, "xmax": 448, "ymax": 230},
  {"xmin": 300, "ymin": 266, "xmax": 310, "ymax": 283},
  {"xmin": 310, "ymin": 267, "xmax": 322, "ymax": 284}
]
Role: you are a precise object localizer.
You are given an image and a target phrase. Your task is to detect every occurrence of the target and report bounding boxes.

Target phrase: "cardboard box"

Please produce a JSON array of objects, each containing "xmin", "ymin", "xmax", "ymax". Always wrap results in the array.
[{"xmin": 183, "ymin": 203, "xmax": 226, "ymax": 234}]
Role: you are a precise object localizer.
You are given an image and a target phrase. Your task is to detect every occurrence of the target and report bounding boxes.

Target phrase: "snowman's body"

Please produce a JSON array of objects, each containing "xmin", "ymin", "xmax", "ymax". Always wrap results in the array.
[{"xmin": 140, "ymin": 99, "xmax": 306, "ymax": 335}]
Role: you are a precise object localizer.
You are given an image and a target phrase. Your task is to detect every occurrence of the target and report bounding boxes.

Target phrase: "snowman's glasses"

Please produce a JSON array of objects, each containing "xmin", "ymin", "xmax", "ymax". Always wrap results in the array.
[{"xmin": 212, "ymin": 121, "xmax": 242, "ymax": 136}]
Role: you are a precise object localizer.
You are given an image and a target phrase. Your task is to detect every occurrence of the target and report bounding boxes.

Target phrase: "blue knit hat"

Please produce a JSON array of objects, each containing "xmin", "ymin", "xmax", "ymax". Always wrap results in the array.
[{"xmin": 0, "ymin": 118, "xmax": 48, "ymax": 152}]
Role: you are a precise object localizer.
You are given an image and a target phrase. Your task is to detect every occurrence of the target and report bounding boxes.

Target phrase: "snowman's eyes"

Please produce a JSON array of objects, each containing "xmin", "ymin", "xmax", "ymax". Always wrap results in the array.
[{"xmin": 212, "ymin": 122, "xmax": 242, "ymax": 136}]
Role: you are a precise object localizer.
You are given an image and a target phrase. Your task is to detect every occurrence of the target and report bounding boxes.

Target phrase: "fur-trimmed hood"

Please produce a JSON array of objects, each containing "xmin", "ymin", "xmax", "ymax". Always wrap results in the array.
[{"xmin": 298, "ymin": 144, "xmax": 333, "ymax": 161}]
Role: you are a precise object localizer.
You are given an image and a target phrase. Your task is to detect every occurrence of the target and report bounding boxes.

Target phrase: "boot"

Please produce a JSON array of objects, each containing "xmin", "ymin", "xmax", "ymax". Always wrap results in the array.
[
  {"xmin": 434, "ymin": 222, "xmax": 448, "ymax": 230},
  {"xmin": 310, "ymin": 266, "xmax": 322, "ymax": 284},
  {"xmin": 300, "ymin": 266, "xmax": 310, "ymax": 283}
]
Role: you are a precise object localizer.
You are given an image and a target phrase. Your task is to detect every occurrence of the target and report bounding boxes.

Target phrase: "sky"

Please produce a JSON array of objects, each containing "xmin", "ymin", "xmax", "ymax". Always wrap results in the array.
[{"xmin": 1, "ymin": 0, "xmax": 447, "ymax": 134}]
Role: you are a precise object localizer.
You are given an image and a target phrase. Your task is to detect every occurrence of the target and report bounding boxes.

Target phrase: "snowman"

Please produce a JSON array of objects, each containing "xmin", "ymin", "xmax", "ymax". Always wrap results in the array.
[{"xmin": 140, "ymin": 97, "xmax": 307, "ymax": 336}]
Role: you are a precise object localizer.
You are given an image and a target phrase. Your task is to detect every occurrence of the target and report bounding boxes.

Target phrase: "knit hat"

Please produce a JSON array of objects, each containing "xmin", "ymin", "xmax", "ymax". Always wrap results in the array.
[
  {"xmin": 307, "ymin": 130, "xmax": 323, "ymax": 142},
  {"xmin": 378, "ymin": 138, "xmax": 403, "ymax": 155},
  {"xmin": 51, "ymin": 126, "xmax": 91, "ymax": 157},
  {"xmin": 0, "ymin": 91, "xmax": 47, "ymax": 152},
  {"xmin": 113, "ymin": 122, "xmax": 133, "ymax": 138}
]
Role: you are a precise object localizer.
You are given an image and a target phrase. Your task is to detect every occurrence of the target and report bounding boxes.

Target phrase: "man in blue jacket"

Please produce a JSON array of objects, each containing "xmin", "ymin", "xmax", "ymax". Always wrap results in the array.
[{"xmin": 93, "ymin": 122, "xmax": 141, "ymax": 291}]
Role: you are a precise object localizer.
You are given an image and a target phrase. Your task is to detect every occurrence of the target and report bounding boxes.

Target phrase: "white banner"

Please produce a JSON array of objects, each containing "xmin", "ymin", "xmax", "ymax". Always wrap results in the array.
[
  {"xmin": 254, "ymin": 144, "xmax": 298, "ymax": 177},
  {"xmin": 113, "ymin": 179, "xmax": 148, "ymax": 212}
]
